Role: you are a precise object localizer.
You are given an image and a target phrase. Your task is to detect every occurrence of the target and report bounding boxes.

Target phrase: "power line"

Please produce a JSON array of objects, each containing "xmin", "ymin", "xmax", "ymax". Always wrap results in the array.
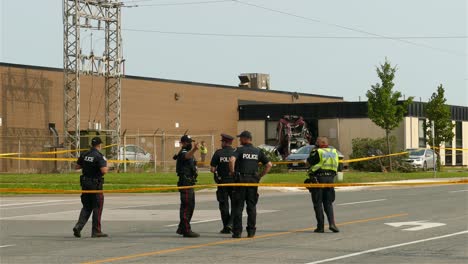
[
  {"xmin": 123, "ymin": 0, "xmax": 232, "ymax": 6},
  {"xmin": 123, "ymin": 28, "xmax": 468, "ymax": 40},
  {"xmin": 230, "ymin": 0, "xmax": 467, "ymax": 56}
]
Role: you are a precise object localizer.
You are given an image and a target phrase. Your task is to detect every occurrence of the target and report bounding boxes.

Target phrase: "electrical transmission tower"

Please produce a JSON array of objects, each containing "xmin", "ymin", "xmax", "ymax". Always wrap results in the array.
[{"xmin": 63, "ymin": 0, "xmax": 124, "ymax": 158}]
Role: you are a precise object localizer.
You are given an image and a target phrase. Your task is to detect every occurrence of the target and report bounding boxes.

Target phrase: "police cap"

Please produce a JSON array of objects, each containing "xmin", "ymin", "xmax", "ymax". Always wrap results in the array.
[
  {"xmin": 180, "ymin": 135, "xmax": 193, "ymax": 143},
  {"xmin": 220, "ymin": 133, "xmax": 234, "ymax": 142},
  {"xmin": 237, "ymin": 130, "xmax": 252, "ymax": 139},
  {"xmin": 91, "ymin": 137, "xmax": 103, "ymax": 147}
]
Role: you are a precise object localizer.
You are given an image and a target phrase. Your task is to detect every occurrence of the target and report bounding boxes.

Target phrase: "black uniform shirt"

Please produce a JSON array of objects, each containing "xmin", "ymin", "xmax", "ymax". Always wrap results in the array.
[
  {"xmin": 176, "ymin": 147, "xmax": 196, "ymax": 177},
  {"xmin": 211, "ymin": 146, "xmax": 236, "ymax": 182},
  {"xmin": 77, "ymin": 148, "xmax": 107, "ymax": 178},
  {"xmin": 232, "ymin": 144, "xmax": 269, "ymax": 182}
]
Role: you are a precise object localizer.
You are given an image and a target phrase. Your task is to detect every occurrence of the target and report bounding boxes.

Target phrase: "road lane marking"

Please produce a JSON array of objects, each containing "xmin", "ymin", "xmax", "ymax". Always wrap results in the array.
[
  {"xmin": 337, "ymin": 199, "xmax": 387, "ymax": 206},
  {"xmin": 0, "ymin": 209, "xmax": 79, "ymax": 220},
  {"xmin": 450, "ymin": 190, "xmax": 468, "ymax": 193},
  {"xmin": 81, "ymin": 213, "xmax": 408, "ymax": 264},
  {"xmin": 0, "ymin": 201, "xmax": 78, "ymax": 210},
  {"xmin": 385, "ymin": 220, "xmax": 446, "ymax": 231},
  {"xmin": 165, "ymin": 218, "xmax": 220, "ymax": 227},
  {"xmin": 0, "ymin": 244, "xmax": 15, "ymax": 248},
  {"xmin": 0, "ymin": 200, "xmax": 69, "ymax": 207},
  {"xmin": 305, "ymin": 230, "xmax": 468, "ymax": 264}
]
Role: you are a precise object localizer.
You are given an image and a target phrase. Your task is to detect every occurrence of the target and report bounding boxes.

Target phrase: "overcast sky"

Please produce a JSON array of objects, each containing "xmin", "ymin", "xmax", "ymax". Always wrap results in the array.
[{"xmin": 1, "ymin": 0, "xmax": 467, "ymax": 106}]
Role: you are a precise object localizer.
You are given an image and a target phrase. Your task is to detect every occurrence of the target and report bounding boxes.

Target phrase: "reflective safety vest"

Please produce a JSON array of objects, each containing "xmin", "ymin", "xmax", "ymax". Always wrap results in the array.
[
  {"xmin": 200, "ymin": 146, "xmax": 208, "ymax": 154},
  {"xmin": 310, "ymin": 148, "xmax": 339, "ymax": 173}
]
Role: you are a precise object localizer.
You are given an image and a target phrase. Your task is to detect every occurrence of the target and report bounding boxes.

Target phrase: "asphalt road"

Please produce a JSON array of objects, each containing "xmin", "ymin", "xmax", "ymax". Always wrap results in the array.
[{"xmin": 0, "ymin": 184, "xmax": 467, "ymax": 264}]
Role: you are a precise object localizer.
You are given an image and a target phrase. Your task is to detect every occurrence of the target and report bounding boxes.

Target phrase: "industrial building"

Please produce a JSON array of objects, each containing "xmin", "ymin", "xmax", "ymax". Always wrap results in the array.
[
  {"xmin": 2, "ymin": 62, "xmax": 466, "ymax": 172},
  {"xmin": 0, "ymin": 62, "xmax": 342, "ymax": 172}
]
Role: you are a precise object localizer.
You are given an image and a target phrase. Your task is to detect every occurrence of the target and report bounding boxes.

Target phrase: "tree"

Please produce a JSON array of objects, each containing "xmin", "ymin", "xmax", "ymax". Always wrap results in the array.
[
  {"xmin": 366, "ymin": 59, "xmax": 413, "ymax": 171},
  {"xmin": 425, "ymin": 84, "xmax": 454, "ymax": 170}
]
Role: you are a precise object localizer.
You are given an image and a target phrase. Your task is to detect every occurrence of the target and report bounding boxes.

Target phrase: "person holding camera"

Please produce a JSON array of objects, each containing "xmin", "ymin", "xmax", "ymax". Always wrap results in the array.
[{"xmin": 175, "ymin": 135, "xmax": 200, "ymax": 238}]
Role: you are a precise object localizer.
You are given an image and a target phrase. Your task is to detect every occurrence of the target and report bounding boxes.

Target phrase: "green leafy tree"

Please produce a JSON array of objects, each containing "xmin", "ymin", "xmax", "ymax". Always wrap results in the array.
[
  {"xmin": 425, "ymin": 84, "xmax": 454, "ymax": 170},
  {"xmin": 366, "ymin": 59, "xmax": 413, "ymax": 171}
]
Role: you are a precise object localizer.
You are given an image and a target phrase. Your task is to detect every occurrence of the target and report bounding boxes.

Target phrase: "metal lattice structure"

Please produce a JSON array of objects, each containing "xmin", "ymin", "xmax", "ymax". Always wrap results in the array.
[{"xmin": 63, "ymin": 0, "xmax": 124, "ymax": 158}]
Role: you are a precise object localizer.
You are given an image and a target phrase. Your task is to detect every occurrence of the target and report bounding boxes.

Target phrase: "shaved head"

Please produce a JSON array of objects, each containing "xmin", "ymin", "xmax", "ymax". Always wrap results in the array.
[{"xmin": 316, "ymin": 137, "xmax": 329, "ymax": 147}]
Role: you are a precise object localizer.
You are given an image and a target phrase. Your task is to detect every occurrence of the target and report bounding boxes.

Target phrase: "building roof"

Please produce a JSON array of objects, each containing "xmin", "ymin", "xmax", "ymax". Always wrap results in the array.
[
  {"xmin": 0, "ymin": 62, "xmax": 343, "ymax": 100},
  {"xmin": 239, "ymin": 101, "xmax": 468, "ymax": 121}
]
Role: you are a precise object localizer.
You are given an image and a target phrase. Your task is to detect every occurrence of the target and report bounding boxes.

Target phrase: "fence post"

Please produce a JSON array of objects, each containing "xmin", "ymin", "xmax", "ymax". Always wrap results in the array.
[
  {"xmin": 153, "ymin": 129, "xmax": 159, "ymax": 174},
  {"xmin": 162, "ymin": 131, "xmax": 166, "ymax": 171},
  {"xmin": 123, "ymin": 132, "xmax": 127, "ymax": 173},
  {"xmin": 18, "ymin": 138, "xmax": 21, "ymax": 173}
]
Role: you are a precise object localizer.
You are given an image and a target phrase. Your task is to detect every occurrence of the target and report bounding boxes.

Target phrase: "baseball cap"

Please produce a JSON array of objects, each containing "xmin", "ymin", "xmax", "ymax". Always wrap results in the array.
[
  {"xmin": 91, "ymin": 137, "xmax": 103, "ymax": 147},
  {"xmin": 180, "ymin": 135, "xmax": 193, "ymax": 143},
  {"xmin": 221, "ymin": 133, "xmax": 234, "ymax": 142},
  {"xmin": 237, "ymin": 131, "xmax": 252, "ymax": 139}
]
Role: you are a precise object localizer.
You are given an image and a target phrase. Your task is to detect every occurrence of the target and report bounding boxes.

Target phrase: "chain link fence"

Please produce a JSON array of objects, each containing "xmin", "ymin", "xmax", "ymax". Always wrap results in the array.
[{"xmin": 0, "ymin": 132, "xmax": 216, "ymax": 174}]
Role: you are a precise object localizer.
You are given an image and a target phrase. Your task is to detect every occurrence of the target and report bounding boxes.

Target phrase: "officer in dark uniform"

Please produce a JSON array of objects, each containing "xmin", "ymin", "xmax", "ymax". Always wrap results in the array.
[
  {"xmin": 175, "ymin": 135, "xmax": 200, "ymax": 238},
  {"xmin": 73, "ymin": 137, "xmax": 108, "ymax": 238},
  {"xmin": 306, "ymin": 136, "xmax": 340, "ymax": 233},
  {"xmin": 210, "ymin": 133, "xmax": 236, "ymax": 234},
  {"xmin": 229, "ymin": 131, "xmax": 272, "ymax": 238}
]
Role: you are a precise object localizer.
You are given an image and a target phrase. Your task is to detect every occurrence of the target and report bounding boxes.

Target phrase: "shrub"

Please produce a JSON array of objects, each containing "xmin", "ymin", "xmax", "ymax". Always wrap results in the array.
[{"xmin": 349, "ymin": 136, "xmax": 410, "ymax": 172}]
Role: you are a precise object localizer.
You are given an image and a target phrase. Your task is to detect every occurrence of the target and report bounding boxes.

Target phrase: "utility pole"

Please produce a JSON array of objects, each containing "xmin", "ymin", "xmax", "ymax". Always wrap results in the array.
[{"xmin": 63, "ymin": 0, "xmax": 124, "ymax": 159}]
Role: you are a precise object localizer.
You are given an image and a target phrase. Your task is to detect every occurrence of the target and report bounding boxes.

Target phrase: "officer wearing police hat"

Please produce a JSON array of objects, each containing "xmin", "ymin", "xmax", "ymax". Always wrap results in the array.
[
  {"xmin": 306, "ymin": 136, "xmax": 340, "ymax": 233},
  {"xmin": 174, "ymin": 135, "xmax": 200, "ymax": 238},
  {"xmin": 210, "ymin": 133, "xmax": 236, "ymax": 234},
  {"xmin": 229, "ymin": 131, "xmax": 272, "ymax": 238},
  {"xmin": 73, "ymin": 137, "xmax": 108, "ymax": 238}
]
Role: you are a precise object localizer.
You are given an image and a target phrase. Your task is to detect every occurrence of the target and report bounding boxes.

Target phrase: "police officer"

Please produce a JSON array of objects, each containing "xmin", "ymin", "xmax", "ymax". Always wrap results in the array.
[
  {"xmin": 306, "ymin": 136, "xmax": 340, "ymax": 233},
  {"xmin": 210, "ymin": 133, "xmax": 236, "ymax": 234},
  {"xmin": 229, "ymin": 131, "xmax": 272, "ymax": 238},
  {"xmin": 175, "ymin": 135, "xmax": 200, "ymax": 238},
  {"xmin": 73, "ymin": 137, "xmax": 108, "ymax": 238}
]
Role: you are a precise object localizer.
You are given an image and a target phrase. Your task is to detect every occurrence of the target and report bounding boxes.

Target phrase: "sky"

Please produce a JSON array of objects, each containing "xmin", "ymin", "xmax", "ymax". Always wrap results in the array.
[{"xmin": 1, "ymin": 0, "xmax": 467, "ymax": 106}]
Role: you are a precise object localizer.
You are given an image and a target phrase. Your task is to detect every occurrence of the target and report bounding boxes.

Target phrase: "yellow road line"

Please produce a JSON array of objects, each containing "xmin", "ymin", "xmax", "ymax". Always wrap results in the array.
[{"xmin": 81, "ymin": 213, "xmax": 408, "ymax": 264}]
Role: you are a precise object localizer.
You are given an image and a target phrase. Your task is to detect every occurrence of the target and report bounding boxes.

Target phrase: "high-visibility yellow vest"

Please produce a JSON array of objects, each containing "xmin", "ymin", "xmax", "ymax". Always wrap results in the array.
[
  {"xmin": 309, "ymin": 147, "xmax": 339, "ymax": 173},
  {"xmin": 200, "ymin": 146, "xmax": 208, "ymax": 154}
]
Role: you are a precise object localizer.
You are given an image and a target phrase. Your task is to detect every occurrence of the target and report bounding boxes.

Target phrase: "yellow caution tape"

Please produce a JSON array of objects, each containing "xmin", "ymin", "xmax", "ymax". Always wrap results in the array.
[
  {"xmin": 0, "ymin": 156, "xmax": 139, "ymax": 164},
  {"xmin": 1, "ymin": 179, "xmax": 467, "ymax": 194},
  {"xmin": 0, "ymin": 153, "xmax": 20, "ymax": 157}
]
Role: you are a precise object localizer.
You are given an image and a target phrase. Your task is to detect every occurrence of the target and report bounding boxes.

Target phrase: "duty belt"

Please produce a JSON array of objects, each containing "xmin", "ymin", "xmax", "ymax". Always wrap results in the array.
[{"xmin": 316, "ymin": 171, "xmax": 336, "ymax": 177}]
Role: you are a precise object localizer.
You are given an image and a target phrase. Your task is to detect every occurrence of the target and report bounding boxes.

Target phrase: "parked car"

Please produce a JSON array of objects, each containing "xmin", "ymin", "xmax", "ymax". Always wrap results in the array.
[
  {"xmin": 118, "ymin": 145, "xmax": 153, "ymax": 163},
  {"xmin": 285, "ymin": 145, "xmax": 344, "ymax": 170},
  {"xmin": 405, "ymin": 148, "xmax": 437, "ymax": 170}
]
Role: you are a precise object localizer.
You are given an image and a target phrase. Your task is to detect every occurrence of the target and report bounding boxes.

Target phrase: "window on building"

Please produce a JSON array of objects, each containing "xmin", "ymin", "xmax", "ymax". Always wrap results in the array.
[
  {"xmin": 265, "ymin": 121, "xmax": 278, "ymax": 146},
  {"xmin": 418, "ymin": 119, "xmax": 427, "ymax": 148},
  {"xmin": 456, "ymin": 122, "xmax": 463, "ymax": 166},
  {"xmin": 445, "ymin": 135, "xmax": 453, "ymax": 166}
]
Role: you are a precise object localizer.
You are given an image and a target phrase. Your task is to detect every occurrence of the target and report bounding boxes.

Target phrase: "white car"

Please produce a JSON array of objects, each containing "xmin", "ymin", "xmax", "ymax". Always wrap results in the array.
[
  {"xmin": 405, "ymin": 148, "xmax": 437, "ymax": 170},
  {"xmin": 118, "ymin": 145, "xmax": 153, "ymax": 163}
]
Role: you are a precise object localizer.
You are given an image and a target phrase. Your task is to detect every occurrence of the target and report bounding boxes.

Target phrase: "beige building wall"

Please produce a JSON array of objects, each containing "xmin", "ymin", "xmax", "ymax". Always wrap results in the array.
[
  {"xmin": 404, "ymin": 117, "xmax": 420, "ymax": 149},
  {"xmin": 324, "ymin": 118, "xmax": 404, "ymax": 159},
  {"xmin": 463, "ymin": 121, "xmax": 468, "ymax": 166},
  {"xmin": 317, "ymin": 119, "xmax": 339, "ymax": 148},
  {"xmin": 237, "ymin": 120, "xmax": 265, "ymax": 147}
]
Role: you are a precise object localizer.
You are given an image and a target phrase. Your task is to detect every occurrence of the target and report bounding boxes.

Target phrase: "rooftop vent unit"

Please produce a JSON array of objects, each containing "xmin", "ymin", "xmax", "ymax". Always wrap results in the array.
[{"xmin": 238, "ymin": 73, "xmax": 270, "ymax": 90}]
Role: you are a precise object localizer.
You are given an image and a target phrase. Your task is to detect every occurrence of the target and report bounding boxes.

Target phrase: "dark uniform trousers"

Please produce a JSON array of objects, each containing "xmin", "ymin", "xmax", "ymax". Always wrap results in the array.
[
  {"xmin": 310, "ymin": 175, "xmax": 336, "ymax": 229},
  {"xmin": 74, "ymin": 178, "xmax": 104, "ymax": 234},
  {"xmin": 217, "ymin": 186, "xmax": 234, "ymax": 228},
  {"xmin": 232, "ymin": 186, "xmax": 259, "ymax": 234},
  {"xmin": 178, "ymin": 187, "xmax": 195, "ymax": 233}
]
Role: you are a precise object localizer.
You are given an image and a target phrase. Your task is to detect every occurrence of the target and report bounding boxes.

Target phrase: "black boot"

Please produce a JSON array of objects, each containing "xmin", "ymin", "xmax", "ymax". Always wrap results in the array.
[
  {"xmin": 314, "ymin": 228, "xmax": 324, "ymax": 233},
  {"xmin": 329, "ymin": 224, "xmax": 340, "ymax": 233},
  {"xmin": 92, "ymin": 232, "xmax": 109, "ymax": 238},
  {"xmin": 183, "ymin": 231, "xmax": 200, "ymax": 238},
  {"xmin": 220, "ymin": 226, "xmax": 232, "ymax": 234},
  {"xmin": 73, "ymin": 227, "xmax": 81, "ymax": 238}
]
